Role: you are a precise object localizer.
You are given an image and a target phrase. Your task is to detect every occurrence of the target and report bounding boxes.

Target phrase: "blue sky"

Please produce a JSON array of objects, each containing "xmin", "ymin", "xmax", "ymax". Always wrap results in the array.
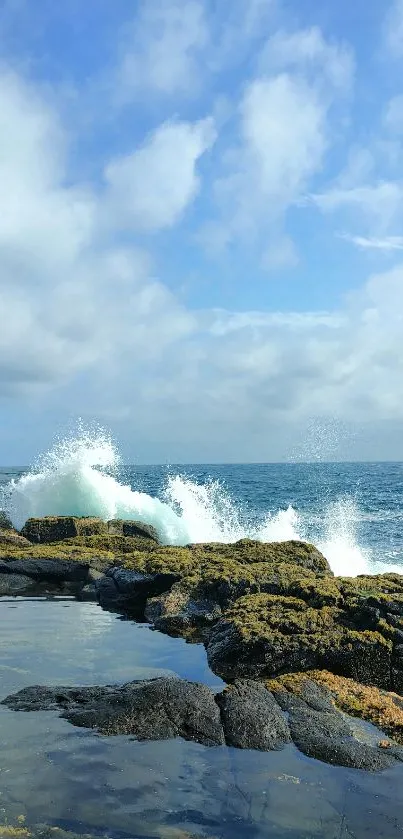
[{"xmin": 1, "ymin": 0, "xmax": 403, "ymax": 464}]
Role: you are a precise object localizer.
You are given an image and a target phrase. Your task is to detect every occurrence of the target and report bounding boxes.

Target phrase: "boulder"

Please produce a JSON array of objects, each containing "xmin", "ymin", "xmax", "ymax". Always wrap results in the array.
[
  {"xmin": 107, "ymin": 519, "xmax": 160, "ymax": 543},
  {"xmin": 145, "ymin": 581, "xmax": 222, "ymax": 638},
  {"xmin": 207, "ymin": 593, "xmax": 393, "ymax": 686},
  {"xmin": 0, "ymin": 558, "xmax": 90, "ymax": 583},
  {"xmin": 269, "ymin": 674, "xmax": 397, "ymax": 771},
  {"xmin": 0, "ymin": 573, "xmax": 36, "ymax": 596},
  {"xmin": 2, "ymin": 677, "xmax": 225, "ymax": 747},
  {"xmin": 0, "ymin": 528, "xmax": 32, "ymax": 547},
  {"xmin": 21, "ymin": 516, "xmax": 108, "ymax": 543},
  {"xmin": 97, "ymin": 566, "xmax": 181, "ymax": 616},
  {"xmin": 0, "ymin": 510, "xmax": 13, "ymax": 529},
  {"xmin": 3, "ymin": 674, "xmax": 402, "ymax": 771},
  {"xmin": 216, "ymin": 680, "xmax": 290, "ymax": 751}
]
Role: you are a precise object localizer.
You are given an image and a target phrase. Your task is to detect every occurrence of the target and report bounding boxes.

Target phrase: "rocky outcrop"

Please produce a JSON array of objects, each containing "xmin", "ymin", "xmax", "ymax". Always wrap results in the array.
[
  {"xmin": 107, "ymin": 519, "xmax": 160, "ymax": 542},
  {"xmin": 0, "ymin": 510, "xmax": 13, "ymax": 529},
  {"xmin": 206, "ymin": 592, "xmax": 393, "ymax": 686},
  {"xmin": 2, "ymin": 677, "xmax": 225, "ymax": 746},
  {"xmin": 21, "ymin": 516, "xmax": 108, "ymax": 543},
  {"xmin": 145, "ymin": 581, "xmax": 222, "ymax": 638},
  {"xmin": 0, "ymin": 528, "xmax": 31, "ymax": 547},
  {"xmin": 4, "ymin": 675, "xmax": 403, "ymax": 771},
  {"xmin": 96, "ymin": 566, "xmax": 181, "ymax": 616}
]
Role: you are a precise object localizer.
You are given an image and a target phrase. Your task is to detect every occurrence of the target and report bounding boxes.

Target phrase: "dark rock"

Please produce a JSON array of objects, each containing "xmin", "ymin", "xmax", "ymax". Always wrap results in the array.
[
  {"xmin": 145, "ymin": 582, "xmax": 222, "ymax": 637},
  {"xmin": 0, "ymin": 510, "xmax": 13, "ymax": 529},
  {"xmin": 2, "ymin": 677, "xmax": 225, "ymax": 747},
  {"xmin": 108, "ymin": 518, "xmax": 160, "ymax": 543},
  {"xmin": 97, "ymin": 566, "xmax": 180, "ymax": 616},
  {"xmin": 216, "ymin": 680, "xmax": 290, "ymax": 751},
  {"xmin": 21, "ymin": 516, "xmax": 108, "ymax": 543},
  {"xmin": 0, "ymin": 558, "xmax": 89, "ymax": 582},
  {"xmin": 293, "ymin": 729, "xmax": 396, "ymax": 771},
  {"xmin": 0, "ymin": 573, "xmax": 36, "ymax": 595}
]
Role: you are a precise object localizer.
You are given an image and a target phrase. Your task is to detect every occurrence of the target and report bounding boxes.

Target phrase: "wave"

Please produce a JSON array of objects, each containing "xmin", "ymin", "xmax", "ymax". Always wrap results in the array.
[{"xmin": 1, "ymin": 427, "xmax": 398, "ymax": 577}]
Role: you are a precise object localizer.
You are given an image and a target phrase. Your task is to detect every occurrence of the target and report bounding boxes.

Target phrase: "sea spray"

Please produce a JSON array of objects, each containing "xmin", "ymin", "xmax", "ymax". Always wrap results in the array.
[{"xmin": 2, "ymin": 427, "xmax": 379, "ymax": 576}]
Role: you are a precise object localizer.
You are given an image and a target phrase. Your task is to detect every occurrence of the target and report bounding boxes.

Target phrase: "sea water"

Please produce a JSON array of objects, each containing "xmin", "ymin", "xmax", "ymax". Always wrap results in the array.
[{"xmin": 1, "ymin": 427, "xmax": 403, "ymax": 575}]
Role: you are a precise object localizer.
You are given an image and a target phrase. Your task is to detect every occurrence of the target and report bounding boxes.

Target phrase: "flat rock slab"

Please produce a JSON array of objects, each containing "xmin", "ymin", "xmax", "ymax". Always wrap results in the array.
[
  {"xmin": 0, "ymin": 558, "xmax": 89, "ymax": 582},
  {"xmin": 2, "ymin": 677, "xmax": 225, "ymax": 747},
  {"xmin": 2, "ymin": 675, "xmax": 401, "ymax": 771}
]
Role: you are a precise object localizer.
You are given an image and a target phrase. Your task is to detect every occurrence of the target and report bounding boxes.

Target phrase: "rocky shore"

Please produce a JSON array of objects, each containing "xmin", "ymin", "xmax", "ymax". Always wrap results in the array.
[{"xmin": 3, "ymin": 514, "xmax": 403, "ymax": 772}]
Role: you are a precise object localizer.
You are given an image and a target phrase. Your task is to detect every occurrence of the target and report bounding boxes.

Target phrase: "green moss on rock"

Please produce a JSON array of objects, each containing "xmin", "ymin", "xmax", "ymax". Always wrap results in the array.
[{"xmin": 21, "ymin": 516, "xmax": 108, "ymax": 543}]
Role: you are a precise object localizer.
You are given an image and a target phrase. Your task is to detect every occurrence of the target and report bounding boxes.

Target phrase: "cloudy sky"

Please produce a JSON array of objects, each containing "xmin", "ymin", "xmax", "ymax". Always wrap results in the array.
[{"xmin": 1, "ymin": 0, "xmax": 403, "ymax": 464}]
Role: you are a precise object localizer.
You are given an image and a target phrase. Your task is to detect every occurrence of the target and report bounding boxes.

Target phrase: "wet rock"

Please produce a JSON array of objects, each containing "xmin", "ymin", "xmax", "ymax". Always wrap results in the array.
[
  {"xmin": 216, "ymin": 680, "xmax": 290, "ymax": 751},
  {"xmin": 207, "ymin": 593, "xmax": 393, "ymax": 686},
  {"xmin": 0, "ymin": 528, "xmax": 31, "ymax": 547},
  {"xmin": 0, "ymin": 558, "xmax": 90, "ymax": 583},
  {"xmin": 21, "ymin": 516, "xmax": 108, "ymax": 543},
  {"xmin": 0, "ymin": 510, "xmax": 13, "ymax": 529},
  {"xmin": 145, "ymin": 582, "xmax": 222, "ymax": 637},
  {"xmin": 107, "ymin": 518, "xmax": 160, "ymax": 543},
  {"xmin": 0, "ymin": 573, "xmax": 36, "ymax": 595},
  {"xmin": 2, "ymin": 677, "xmax": 225, "ymax": 747},
  {"xmin": 97, "ymin": 566, "xmax": 180, "ymax": 616}
]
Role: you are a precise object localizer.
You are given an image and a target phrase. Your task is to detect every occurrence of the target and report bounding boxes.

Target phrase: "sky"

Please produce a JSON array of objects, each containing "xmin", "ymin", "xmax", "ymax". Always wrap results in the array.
[{"xmin": 1, "ymin": 0, "xmax": 403, "ymax": 464}]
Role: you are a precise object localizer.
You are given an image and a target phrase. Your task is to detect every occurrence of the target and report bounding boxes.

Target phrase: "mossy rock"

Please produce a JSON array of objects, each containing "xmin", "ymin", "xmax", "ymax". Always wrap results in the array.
[
  {"xmin": 0, "ymin": 528, "xmax": 31, "ymax": 548},
  {"xmin": 21, "ymin": 516, "xmax": 108, "ymax": 543},
  {"xmin": 268, "ymin": 670, "xmax": 403, "ymax": 746},
  {"xmin": 107, "ymin": 518, "xmax": 160, "ymax": 542},
  {"xmin": 191, "ymin": 539, "xmax": 331, "ymax": 574},
  {"xmin": 207, "ymin": 593, "xmax": 392, "ymax": 686}
]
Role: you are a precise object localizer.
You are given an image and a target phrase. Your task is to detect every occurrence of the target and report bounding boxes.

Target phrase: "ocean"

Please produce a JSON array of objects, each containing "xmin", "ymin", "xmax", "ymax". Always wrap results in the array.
[{"xmin": 1, "ymin": 430, "xmax": 403, "ymax": 576}]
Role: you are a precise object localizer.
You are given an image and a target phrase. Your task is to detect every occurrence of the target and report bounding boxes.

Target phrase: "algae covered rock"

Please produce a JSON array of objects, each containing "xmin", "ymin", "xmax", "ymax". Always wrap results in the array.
[
  {"xmin": 21, "ymin": 516, "xmax": 108, "ymax": 543},
  {"xmin": 207, "ymin": 592, "xmax": 392, "ymax": 686},
  {"xmin": 0, "ymin": 528, "xmax": 31, "ymax": 547},
  {"xmin": 0, "ymin": 573, "xmax": 36, "ymax": 596},
  {"xmin": 97, "ymin": 566, "xmax": 181, "ymax": 616},
  {"xmin": 107, "ymin": 518, "xmax": 160, "ymax": 542},
  {"xmin": 145, "ymin": 581, "xmax": 222, "ymax": 638}
]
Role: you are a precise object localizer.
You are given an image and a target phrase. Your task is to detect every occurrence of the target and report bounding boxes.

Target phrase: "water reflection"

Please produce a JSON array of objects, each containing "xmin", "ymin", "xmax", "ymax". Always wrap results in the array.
[{"xmin": 1, "ymin": 598, "xmax": 403, "ymax": 838}]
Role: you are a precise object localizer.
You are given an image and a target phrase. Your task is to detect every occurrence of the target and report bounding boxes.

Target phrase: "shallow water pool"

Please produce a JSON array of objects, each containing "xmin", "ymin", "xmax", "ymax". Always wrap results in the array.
[{"xmin": 1, "ymin": 597, "xmax": 403, "ymax": 839}]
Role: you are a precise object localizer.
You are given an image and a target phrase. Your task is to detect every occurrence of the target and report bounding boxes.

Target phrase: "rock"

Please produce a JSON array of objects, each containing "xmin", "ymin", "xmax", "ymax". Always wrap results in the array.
[
  {"xmin": 216, "ymin": 680, "xmax": 290, "ymax": 751},
  {"xmin": 21, "ymin": 516, "xmax": 108, "ymax": 543},
  {"xmin": 145, "ymin": 581, "xmax": 222, "ymax": 638},
  {"xmin": 0, "ymin": 573, "xmax": 35, "ymax": 595},
  {"xmin": 2, "ymin": 677, "xmax": 225, "ymax": 747},
  {"xmin": 77, "ymin": 583, "xmax": 98, "ymax": 601},
  {"xmin": 0, "ymin": 528, "xmax": 32, "ymax": 547},
  {"xmin": 271, "ymin": 670, "xmax": 403, "ymax": 746},
  {"xmin": 207, "ymin": 593, "xmax": 392, "ymax": 685},
  {"xmin": 269, "ymin": 674, "xmax": 397, "ymax": 771},
  {"xmin": 108, "ymin": 519, "xmax": 160, "ymax": 543},
  {"xmin": 0, "ymin": 558, "xmax": 90, "ymax": 583},
  {"xmin": 0, "ymin": 510, "xmax": 14, "ymax": 529},
  {"xmin": 97, "ymin": 566, "xmax": 181, "ymax": 616},
  {"xmin": 190, "ymin": 539, "xmax": 331, "ymax": 575}
]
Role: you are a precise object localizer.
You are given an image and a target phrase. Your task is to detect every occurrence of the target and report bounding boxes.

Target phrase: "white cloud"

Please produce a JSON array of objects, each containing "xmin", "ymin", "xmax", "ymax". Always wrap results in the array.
[
  {"xmin": 117, "ymin": 0, "xmax": 208, "ymax": 100},
  {"xmin": 383, "ymin": 0, "xmax": 403, "ymax": 58},
  {"xmin": 103, "ymin": 117, "xmax": 216, "ymax": 232},
  {"xmin": 340, "ymin": 233, "xmax": 403, "ymax": 251},
  {"xmin": 383, "ymin": 94, "xmax": 403, "ymax": 134},
  {"xmin": 259, "ymin": 26, "xmax": 354, "ymax": 92}
]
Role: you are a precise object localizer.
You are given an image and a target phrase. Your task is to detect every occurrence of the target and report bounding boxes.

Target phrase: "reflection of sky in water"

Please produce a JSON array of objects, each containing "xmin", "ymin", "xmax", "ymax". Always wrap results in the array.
[{"xmin": 1, "ymin": 600, "xmax": 403, "ymax": 838}]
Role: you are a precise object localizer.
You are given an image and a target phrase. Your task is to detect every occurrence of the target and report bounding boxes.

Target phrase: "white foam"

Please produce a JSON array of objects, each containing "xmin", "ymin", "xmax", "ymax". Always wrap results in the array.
[{"xmin": 2, "ymin": 427, "xmax": 397, "ymax": 578}]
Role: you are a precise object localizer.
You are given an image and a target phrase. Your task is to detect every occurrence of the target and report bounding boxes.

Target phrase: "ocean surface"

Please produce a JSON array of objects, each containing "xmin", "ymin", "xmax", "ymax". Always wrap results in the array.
[{"xmin": 1, "ymin": 429, "xmax": 403, "ymax": 575}]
